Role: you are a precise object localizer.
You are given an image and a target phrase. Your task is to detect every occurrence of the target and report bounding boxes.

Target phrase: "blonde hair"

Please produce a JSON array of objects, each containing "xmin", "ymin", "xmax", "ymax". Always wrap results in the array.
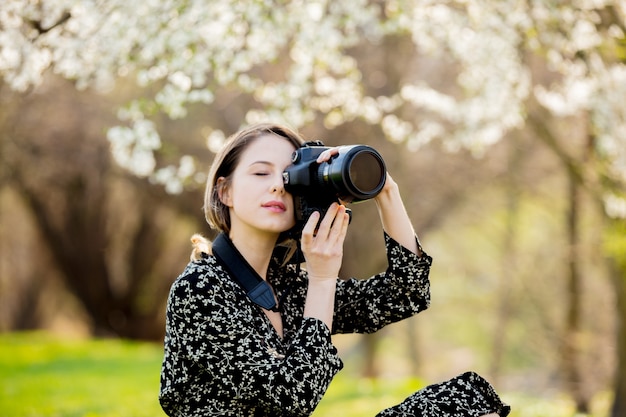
[
  {"xmin": 190, "ymin": 233, "xmax": 211, "ymax": 261},
  {"xmin": 191, "ymin": 123, "xmax": 306, "ymax": 261}
]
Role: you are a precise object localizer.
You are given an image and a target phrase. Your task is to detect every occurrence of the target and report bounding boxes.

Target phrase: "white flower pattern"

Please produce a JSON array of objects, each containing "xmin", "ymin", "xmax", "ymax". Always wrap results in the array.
[{"xmin": 159, "ymin": 233, "xmax": 509, "ymax": 416}]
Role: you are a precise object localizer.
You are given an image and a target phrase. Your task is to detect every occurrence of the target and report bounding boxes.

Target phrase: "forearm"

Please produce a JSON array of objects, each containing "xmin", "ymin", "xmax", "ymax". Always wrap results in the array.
[
  {"xmin": 228, "ymin": 317, "xmax": 341, "ymax": 415},
  {"xmin": 332, "ymin": 238, "xmax": 432, "ymax": 334},
  {"xmin": 304, "ymin": 279, "xmax": 336, "ymax": 330},
  {"xmin": 300, "ymin": 203, "xmax": 346, "ymax": 331},
  {"xmin": 374, "ymin": 178, "xmax": 421, "ymax": 256}
]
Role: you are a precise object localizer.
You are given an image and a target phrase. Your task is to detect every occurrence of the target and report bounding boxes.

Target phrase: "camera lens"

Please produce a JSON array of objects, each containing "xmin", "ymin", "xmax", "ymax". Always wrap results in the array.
[
  {"xmin": 349, "ymin": 151, "xmax": 384, "ymax": 194},
  {"xmin": 323, "ymin": 145, "xmax": 386, "ymax": 202}
]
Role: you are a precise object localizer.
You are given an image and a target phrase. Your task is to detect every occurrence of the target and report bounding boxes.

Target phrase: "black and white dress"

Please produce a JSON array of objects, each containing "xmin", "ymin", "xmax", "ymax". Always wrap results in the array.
[{"xmin": 159, "ymin": 233, "xmax": 510, "ymax": 417}]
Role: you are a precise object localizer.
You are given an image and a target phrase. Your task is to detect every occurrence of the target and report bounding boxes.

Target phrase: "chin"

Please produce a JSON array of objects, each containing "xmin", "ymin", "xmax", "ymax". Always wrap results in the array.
[
  {"xmin": 260, "ymin": 222, "xmax": 294, "ymax": 235},
  {"xmin": 274, "ymin": 223, "xmax": 296, "ymax": 235}
]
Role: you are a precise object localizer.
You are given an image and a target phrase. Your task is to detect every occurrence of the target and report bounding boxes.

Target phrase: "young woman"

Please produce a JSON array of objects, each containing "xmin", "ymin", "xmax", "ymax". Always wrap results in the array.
[{"xmin": 159, "ymin": 123, "xmax": 510, "ymax": 416}]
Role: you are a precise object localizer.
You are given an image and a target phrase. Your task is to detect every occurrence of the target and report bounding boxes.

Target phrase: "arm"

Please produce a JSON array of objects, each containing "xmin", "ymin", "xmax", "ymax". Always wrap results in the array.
[
  {"xmin": 314, "ymin": 148, "xmax": 421, "ymax": 256},
  {"xmin": 374, "ymin": 174, "xmax": 422, "ymax": 256},
  {"xmin": 301, "ymin": 203, "xmax": 350, "ymax": 330},
  {"xmin": 307, "ymin": 150, "xmax": 427, "ymax": 335},
  {"xmin": 160, "ymin": 268, "xmax": 343, "ymax": 416},
  {"xmin": 332, "ymin": 233, "xmax": 432, "ymax": 334}
]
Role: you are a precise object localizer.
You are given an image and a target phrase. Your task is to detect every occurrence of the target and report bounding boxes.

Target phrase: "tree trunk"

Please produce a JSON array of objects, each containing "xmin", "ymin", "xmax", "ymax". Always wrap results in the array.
[
  {"xmin": 561, "ymin": 168, "xmax": 589, "ymax": 412},
  {"xmin": 611, "ymin": 268, "xmax": 626, "ymax": 417},
  {"xmin": 16, "ymin": 175, "xmax": 162, "ymax": 339},
  {"xmin": 361, "ymin": 333, "xmax": 378, "ymax": 378},
  {"xmin": 490, "ymin": 137, "xmax": 523, "ymax": 383},
  {"xmin": 1, "ymin": 79, "xmax": 199, "ymax": 340},
  {"xmin": 610, "ymin": 220, "xmax": 626, "ymax": 417}
]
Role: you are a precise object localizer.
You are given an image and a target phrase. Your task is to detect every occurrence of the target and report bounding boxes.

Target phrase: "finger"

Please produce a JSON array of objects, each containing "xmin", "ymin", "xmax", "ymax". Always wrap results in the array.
[
  {"xmin": 316, "ymin": 147, "xmax": 340, "ymax": 163},
  {"xmin": 301, "ymin": 211, "xmax": 320, "ymax": 246},
  {"xmin": 329, "ymin": 205, "xmax": 350, "ymax": 244},
  {"xmin": 316, "ymin": 203, "xmax": 340, "ymax": 238}
]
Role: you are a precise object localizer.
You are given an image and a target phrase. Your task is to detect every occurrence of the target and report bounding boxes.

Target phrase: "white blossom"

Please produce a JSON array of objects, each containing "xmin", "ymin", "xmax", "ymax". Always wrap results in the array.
[
  {"xmin": 604, "ymin": 194, "xmax": 626, "ymax": 219},
  {"xmin": 205, "ymin": 130, "xmax": 226, "ymax": 154},
  {"xmin": 0, "ymin": 0, "xmax": 624, "ymax": 200}
]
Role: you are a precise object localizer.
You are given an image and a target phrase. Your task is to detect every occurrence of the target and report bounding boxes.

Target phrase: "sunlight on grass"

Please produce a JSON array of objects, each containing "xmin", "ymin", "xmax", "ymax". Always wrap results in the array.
[
  {"xmin": 0, "ymin": 332, "xmax": 611, "ymax": 417},
  {"xmin": 313, "ymin": 375, "xmax": 427, "ymax": 416},
  {"xmin": 0, "ymin": 332, "xmax": 165, "ymax": 417}
]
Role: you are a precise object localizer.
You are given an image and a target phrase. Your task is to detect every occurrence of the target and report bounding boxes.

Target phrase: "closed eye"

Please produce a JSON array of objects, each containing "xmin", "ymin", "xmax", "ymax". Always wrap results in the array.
[{"xmin": 248, "ymin": 161, "xmax": 275, "ymax": 176}]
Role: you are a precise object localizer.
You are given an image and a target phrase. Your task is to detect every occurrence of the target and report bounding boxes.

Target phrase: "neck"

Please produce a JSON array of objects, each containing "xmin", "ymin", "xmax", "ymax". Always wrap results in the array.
[{"xmin": 228, "ymin": 231, "xmax": 276, "ymax": 280}]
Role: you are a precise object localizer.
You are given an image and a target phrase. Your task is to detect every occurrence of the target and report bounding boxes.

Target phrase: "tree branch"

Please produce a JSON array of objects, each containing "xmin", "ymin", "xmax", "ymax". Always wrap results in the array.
[{"xmin": 28, "ymin": 12, "xmax": 71, "ymax": 35}]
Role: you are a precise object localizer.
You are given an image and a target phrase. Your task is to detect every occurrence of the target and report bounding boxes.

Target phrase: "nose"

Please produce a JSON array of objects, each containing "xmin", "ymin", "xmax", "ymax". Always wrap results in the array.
[{"xmin": 271, "ymin": 174, "xmax": 285, "ymax": 194}]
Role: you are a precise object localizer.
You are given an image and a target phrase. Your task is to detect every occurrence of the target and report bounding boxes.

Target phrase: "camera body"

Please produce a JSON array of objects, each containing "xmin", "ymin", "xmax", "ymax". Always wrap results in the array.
[{"xmin": 283, "ymin": 141, "xmax": 387, "ymax": 232}]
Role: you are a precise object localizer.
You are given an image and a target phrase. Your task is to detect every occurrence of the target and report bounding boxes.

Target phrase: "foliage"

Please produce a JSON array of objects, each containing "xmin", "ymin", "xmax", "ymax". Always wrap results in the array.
[
  {"xmin": 603, "ymin": 218, "xmax": 626, "ymax": 269},
  {"xmin": 0, "ymin": 332, "xmax": 611, "ymax": 417}
]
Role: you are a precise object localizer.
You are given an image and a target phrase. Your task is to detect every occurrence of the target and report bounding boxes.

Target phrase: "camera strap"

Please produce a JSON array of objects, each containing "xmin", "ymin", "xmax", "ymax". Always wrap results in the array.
[{"xmin": 211, "ymin": 233, "xmax": 278, "ymax": 312}]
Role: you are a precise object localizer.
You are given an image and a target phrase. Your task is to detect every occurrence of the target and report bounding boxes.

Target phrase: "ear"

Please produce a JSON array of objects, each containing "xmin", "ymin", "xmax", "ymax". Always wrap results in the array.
[{"xmin": 217, "ymin": 177, "xmax": 233, "ymax": 207}]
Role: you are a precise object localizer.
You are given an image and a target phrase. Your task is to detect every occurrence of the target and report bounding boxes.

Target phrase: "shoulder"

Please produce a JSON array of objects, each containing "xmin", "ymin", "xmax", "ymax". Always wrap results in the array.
[
  {"xmin": 166, "ymin": 256, "xmax": 247, "ymax": 325},
  {"xmin": 169, "ymin": 256, "xmax": 230, "ymax": 299}
]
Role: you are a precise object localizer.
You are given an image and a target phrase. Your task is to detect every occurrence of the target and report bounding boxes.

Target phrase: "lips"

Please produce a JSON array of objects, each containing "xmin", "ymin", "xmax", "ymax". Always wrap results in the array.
[{"xmin": 262, "ymin": 201, "xmax": 287, "ymax": 212}]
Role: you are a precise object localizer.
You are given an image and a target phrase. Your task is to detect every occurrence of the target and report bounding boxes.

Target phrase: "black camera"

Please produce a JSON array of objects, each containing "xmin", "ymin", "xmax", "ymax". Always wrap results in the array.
[{"xmin": 283, "ymin": 141, "xmax": 387, "ymax": 231}]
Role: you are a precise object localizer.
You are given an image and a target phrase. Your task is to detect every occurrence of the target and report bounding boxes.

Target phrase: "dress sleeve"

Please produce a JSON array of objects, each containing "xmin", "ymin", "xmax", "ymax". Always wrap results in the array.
[
  {"xmin": 332, "ymin": 232, "xmax": 432, "ymax": 334},
  {"xmin": 159, "ymin": 264, "xmax": 343, "ymax": 416}
]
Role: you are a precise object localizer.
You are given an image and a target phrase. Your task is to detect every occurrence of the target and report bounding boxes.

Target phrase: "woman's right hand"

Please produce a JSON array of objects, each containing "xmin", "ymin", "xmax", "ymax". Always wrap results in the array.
[
  {"xmin": 300, "ymin": 202, "xmax": 350, "ymax": 281},
  {"xmin": 300, "ymin": 202, "xmax": 349, "ymax": 329}
]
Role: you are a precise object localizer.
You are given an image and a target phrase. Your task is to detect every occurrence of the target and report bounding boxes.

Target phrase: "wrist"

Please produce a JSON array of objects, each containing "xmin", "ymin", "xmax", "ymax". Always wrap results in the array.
[
  {"xmin": 304, "ymin": 278, "xmax": 336, "ymax": 330},
  {"xmin": 307, "ymin": 277, "xmax": 337, "ymax": 287},
  {"xmin": 375, "ymin": 179, "xmax": 401, "ymax": 207}
]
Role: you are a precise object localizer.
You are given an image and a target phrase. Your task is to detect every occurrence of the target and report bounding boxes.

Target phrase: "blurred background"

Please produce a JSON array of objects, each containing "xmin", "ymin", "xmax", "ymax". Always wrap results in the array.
[{"xmin": 1, "ymin": 1, "xmax": 625, "ymax": 416}]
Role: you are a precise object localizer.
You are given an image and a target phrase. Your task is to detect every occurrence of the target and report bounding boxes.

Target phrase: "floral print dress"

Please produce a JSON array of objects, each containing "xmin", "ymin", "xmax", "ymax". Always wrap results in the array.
[{"xmin": 159, "ymin": 233, "xmax": 510, "ymax": 417}]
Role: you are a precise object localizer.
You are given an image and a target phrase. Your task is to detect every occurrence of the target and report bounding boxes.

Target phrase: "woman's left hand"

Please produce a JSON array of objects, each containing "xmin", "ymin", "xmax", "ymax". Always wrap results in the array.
[{"xmin": 315, "ymin": 147, "xmax": 340, "ymax": 164}]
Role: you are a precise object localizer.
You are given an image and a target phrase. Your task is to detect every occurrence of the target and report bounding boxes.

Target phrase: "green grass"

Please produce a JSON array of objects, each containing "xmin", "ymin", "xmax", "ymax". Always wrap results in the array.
[
  {"xmin": 0, "ymin": 332, "xmax": 611, "ymax": 417},
  {"xmin": 0, "ymin": 332, "xmax": 164, "ymax": 417}
]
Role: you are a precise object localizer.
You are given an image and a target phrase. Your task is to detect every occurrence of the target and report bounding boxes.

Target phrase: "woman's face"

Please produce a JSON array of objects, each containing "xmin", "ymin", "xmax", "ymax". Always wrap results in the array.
[{"xmin": 219, "ymin": 134, "xmax": 297, "ymax": 240}]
